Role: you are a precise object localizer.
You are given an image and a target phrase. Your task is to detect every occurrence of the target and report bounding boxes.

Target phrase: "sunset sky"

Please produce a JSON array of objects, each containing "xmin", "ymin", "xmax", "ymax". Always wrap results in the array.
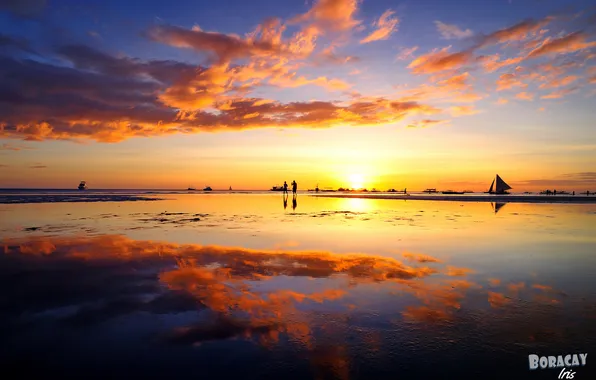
[{"xmin": 0, "ymin": 0, "xmax": 595, "ymax": 191}]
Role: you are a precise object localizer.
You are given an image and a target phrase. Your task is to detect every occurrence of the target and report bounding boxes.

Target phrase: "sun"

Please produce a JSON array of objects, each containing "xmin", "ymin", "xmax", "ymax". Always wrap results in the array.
[{"xmin": 348, "ymin": 173, "xmax": 364, "ymax": 189}]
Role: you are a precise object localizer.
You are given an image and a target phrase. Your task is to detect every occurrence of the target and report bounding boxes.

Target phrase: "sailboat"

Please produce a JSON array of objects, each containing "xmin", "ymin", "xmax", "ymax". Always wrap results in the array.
[{"xmin": 486, "ymin": 174, "xmax": 512, "ymax": 194}]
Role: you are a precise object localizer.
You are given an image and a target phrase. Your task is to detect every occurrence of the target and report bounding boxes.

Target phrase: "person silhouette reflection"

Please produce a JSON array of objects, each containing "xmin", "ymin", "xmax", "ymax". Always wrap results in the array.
[
  {"xmin": 292, "ymin": 196, "xmax": 297, "ymax": 210},
  {"xmin": 283, "ymin": 193, "xmax": 288, "ymax": 209}
]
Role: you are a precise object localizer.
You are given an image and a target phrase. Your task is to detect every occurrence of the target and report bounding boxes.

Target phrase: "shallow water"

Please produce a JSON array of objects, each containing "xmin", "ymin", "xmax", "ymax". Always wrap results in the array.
[{"xmin": 1, "ymin": 193, "xmax": 595, "ymax": 379}]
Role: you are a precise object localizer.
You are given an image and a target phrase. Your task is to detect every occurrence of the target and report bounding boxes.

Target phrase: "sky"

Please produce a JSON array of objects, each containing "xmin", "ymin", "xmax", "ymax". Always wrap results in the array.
[{"xmin": 0, "ymin": 0, "xmax": 595, "ymax": 191}]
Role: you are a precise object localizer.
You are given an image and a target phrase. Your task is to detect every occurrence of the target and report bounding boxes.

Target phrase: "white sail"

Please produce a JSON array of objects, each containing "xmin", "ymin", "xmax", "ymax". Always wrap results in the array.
[{"xmin": 495, "ymin": 174, "xmax": 512, "ymax": 193}]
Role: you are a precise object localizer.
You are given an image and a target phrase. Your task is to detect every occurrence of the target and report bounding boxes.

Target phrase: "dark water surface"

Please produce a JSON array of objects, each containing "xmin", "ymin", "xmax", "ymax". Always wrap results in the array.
[{"xmin": 1, "ymin": 194, "xmax": 595, "ymax": 379}]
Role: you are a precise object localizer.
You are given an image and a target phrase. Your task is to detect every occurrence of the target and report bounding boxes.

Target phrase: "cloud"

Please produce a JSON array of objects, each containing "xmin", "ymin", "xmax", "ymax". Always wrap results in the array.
[
  {"xmin": 0, "ymin": 51, "xmax": 441, "ymax": 142},
  {"xmin": 147, "ymin": 23, "xmax": 293, "ymax": 63},
  {"xmin": 434, "ymin": 21, "xmax": 473, "ymax": 40},
  {"xmin": 496, "ymin": 73, "xmax": 526, "ymax": 91},
  {"xmin": 314, "ymin": 46, "xmax": 360, "ymax": 65},
  {"xmin": 496, "ymin": 98, "xmax": 509, "ymax": 105},
  {"xmin": 538, "ymin": 75, "xmax": 578, "ymax": 89},
  {"xmin": 449, "ymin": 105, "xmax": 479, "ymax": 116},
  {"xmin": 476, "ymin": 17, "xmax": 554, "ymax": 48},
  {"xmin": 540, "ymin": 87, "xmax": 579, "ymax": 99},
  {"xmin": 527, "ymin": 31, "xmax": 596, "ymax": 59},
  {"xmin": 436, "ymin": 72, "xmax": 471, "ymax": 91},
  {"xmin": 396, "ymin": 46, "xmax": 418, "ymax": 61},
  {"xmin": 479, "ymin": 54, "xmax": 524, "ymax": 73},
  {"xmin": 408, "ymin": 47, "xmax": 474, "ymax": 74},
  {"xmin": 403, "ymin": 252, "xmax": 441, "ymax": 263},
  {"xmin": 360, "ymin": 10, "xmax": 399, "ymax": 44},
  {"xmin": 28, "ymin": 164, "xmax": 47, "ymax": 169},
  {"xmin": 515, "ymin": 91, "xmax": 534, "ymax": 101},
  {"xmin": 406, "ymin": 119, "xmax": 448, "ymax": 128},
  {"xmin": 289, "ymin": 0, "xmax": 361, "ymax": 33}
]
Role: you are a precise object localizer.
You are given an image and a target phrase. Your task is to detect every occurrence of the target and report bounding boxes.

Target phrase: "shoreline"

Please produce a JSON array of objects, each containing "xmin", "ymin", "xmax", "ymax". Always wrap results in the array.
[
  {"xmin": 0, "ymin": 194, "xmax": 164, "ymax": 204},
  {"xmin": 312, "ymin": 193, "xmax": 596, "ymax": 204}
]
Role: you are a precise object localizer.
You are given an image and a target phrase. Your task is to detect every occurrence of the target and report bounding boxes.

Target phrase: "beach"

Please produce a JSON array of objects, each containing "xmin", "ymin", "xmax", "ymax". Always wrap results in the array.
[{"xmin": 1, "ymin": 191, "xmax": 595, "ymax": 379}]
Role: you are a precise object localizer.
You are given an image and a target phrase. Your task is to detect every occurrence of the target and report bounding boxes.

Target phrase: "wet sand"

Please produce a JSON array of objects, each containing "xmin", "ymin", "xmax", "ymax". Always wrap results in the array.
[{"xmin": 1, "ymin": 193, "xmax": 595, "ymax": 379}]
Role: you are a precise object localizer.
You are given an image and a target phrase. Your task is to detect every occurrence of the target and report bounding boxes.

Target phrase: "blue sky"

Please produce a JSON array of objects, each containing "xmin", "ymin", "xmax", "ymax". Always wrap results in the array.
[{"xmin": 0, "ymin": 0, "xmax": 595, "ymax": 190}]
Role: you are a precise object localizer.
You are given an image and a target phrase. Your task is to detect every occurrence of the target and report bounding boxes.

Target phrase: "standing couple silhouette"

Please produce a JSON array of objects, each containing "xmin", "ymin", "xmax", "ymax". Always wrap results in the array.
[{"xmin": 283, "ymin": 180, "xmax": 298, "ymax": 210}]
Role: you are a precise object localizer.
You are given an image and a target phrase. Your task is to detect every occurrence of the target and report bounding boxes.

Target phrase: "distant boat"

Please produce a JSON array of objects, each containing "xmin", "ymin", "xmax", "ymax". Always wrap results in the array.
[
  {"xmin": 424, "ymin": 188, "xmax": 438, "ymax": 193},
  {"xmin": 187, "ymin": 185, "xmax": 196, "ymax": 191},
  {"xmin": 463, "ymin": 190, "xmax": 474, "ymax": 193},
  {"xmin": 442, "ymin": 190, "xmax": 464, "ymax": 195},
  {"xmin": 308, "ymin": 184, "xmax": 320, "ymax": 192},
  {"xmin": 78, "ymin": 181, "xmax": 87, "ymax": 190},
  {"xmin": 203, "ymin": 186, "xmax": 212, "ymax": 191},
  {"xmin": 486, "ymin": 174, "xmax": 512, "ymax": 194},
  {"xmin": 270, "ymin": 186, "xmax": 284, "ymax": 191},
  {"xmin": 229, "ymin": 186, "xmax": 232, "ymax": 191}
]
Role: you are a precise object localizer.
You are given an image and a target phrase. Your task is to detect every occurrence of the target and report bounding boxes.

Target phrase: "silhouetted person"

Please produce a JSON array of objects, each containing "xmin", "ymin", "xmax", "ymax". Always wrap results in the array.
[
  {"xmin": 283, "ymin": 181, "xmax": 288, "ymax": 195},
  {"xmin": 292, "ymin": 180, "xmax": 297, "ymax": 195},
  {"xmin": 587, "ymin": 191, "xmax": 590, "ymax": 196},
  {"xmin": 554, "ymin": 189, "xmax": 556, "ymax": 196},
  {"xmin": 292, "ymin": 196, "xmax": 297, "ymax": 210},
  {"xmin": 573, "ymin": 191, "xmax": 575, "ymax": 196}
]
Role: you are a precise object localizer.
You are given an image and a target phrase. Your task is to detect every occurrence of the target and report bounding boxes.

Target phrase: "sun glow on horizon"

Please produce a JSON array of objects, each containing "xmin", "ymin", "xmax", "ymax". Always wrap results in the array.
[{"xmin": 349, "ymin": 173, "xmax": 365, "ymax": 189}]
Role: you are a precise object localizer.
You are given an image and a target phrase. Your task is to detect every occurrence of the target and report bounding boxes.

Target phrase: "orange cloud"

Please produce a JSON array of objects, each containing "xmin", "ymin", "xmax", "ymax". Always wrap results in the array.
[
  {"xmin": 449, "ymin": 105, "xmax": 479, "ymax": 116},
  {"xmin": 496, "ymin": 98, "xmax": 509, "ymax": 105},
  {"xmin": 408, "ymin": 47, "xmax": 473, "ymax": 74},
  {"xmin": 478, "ymin": 17, "xmax": 554, "ymax": 47},
  {"xmin": 436, "ymin": 72, "xmax": 471, "ymax": 91},
  {"xmin": 360, "ymin": 9, "xmax": 399, "ymax": 44},
  {"xmin": 515, "ymin": 91, "xmax": 534, "ymax": 101},
  {"xmin": 540, "ymin": 87, "xmax": 579, "ymax": 99},
  {"xmin": 496, "ymin": 73, "xmax": 526, "ymax": 91},
  {"xmin": 289, "ymin": 0, "xmax": 361, "ymax": 33},
  {"xmin": 480, "ymin": 55, "xmax": 524, "ymax": 73},
  {"xmin": 402, "ymin": 252, "xmax": 442, "ymax": 263},
  {"xmin": 407, "ymin": 119, "xmax": 449, "ymax": 128},
  {"xmin": 538, "ymin": 75, "xmax": 578, "ymax": 89},
  {"xmin": 527, "ymin": 31, "xmax": 596, "ymax": 59}
]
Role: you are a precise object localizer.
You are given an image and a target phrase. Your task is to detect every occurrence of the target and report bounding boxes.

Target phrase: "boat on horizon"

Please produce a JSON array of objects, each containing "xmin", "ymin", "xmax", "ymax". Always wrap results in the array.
[
  {"xmin": 187, "ymin": 185, "xmax": 196, "ymax": 191},
  {"xmin": 203, "ymin": 186, "xmax": 212, "ymax": 191},
  {"xmin": 442, "ymin": 190, "xmax": 464, "ymax": 195},
  {"xmin": 424, "ymin": 188, "xmax": 438, "ymax": 194},
  {"xmin": 270, "ymin": 185, "xmax": 284, "ymax": 191},
  {"xmin": 78, "ymin": 181, "xmax": 87, "ymax": 190},
  {"xmin": 486, "ymin": 174, "xmax": 512, "ymax": 195}
]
